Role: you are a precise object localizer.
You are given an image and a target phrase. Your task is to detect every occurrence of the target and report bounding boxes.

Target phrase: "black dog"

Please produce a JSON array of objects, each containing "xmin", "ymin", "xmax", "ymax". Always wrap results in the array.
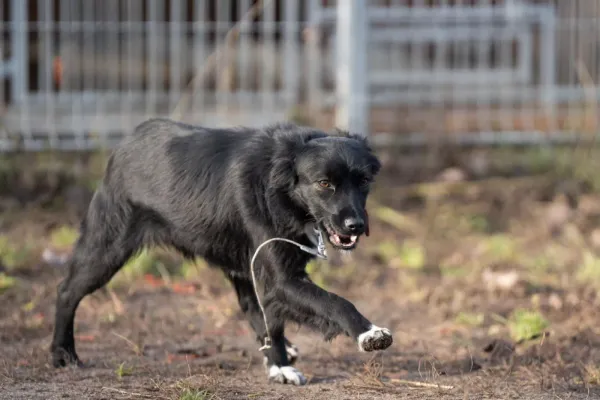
[{"xmin": 51, "ymin": 119, "xmax": 393, "ymax": 385}]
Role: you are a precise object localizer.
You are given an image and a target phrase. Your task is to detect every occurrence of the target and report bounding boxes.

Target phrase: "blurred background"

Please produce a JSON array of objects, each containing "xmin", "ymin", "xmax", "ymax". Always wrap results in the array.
[
  {"xmin": 3, "ymin": 1, "xmax": 600, "ymax": 398},
  {"xmin": 2, "ymin": 0, "xmax": 599, "ymax": 149}
]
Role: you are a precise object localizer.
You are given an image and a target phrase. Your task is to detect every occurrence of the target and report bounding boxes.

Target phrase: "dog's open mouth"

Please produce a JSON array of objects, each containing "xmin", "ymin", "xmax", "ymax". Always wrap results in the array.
[{"xmin": 322, "ymin": 224, "xmax": 359, "ymax": 249}]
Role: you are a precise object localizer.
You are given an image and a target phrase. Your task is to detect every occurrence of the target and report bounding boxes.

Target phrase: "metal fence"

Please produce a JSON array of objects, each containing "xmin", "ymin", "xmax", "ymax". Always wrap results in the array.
[{"xmin": 1, "ymin": 0, "xmax": 600, "ymax": 151}]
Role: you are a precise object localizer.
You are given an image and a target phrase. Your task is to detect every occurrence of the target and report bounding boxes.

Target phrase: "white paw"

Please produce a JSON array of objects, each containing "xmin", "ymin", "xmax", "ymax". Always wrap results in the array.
[
  {"xmin": 358, "ymin": 325, "xmax": 393, "ymax": 352},
  {"xmin": 268, "ymin": 365, "xmax": 307, "ymax": 386},
  {"xmin": 286, "ymin": 343, "xmax": 299, "ymax": 364}
]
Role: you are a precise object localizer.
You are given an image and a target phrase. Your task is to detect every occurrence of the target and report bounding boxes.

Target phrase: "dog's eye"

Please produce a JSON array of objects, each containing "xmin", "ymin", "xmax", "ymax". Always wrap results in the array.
[
  {"xmin": 318, "ymin": 180, "xmax": 332, "ymax": 189},
  {"xmin": 360, "ymin": 177, "xmax": 371, "ymax": 186}
]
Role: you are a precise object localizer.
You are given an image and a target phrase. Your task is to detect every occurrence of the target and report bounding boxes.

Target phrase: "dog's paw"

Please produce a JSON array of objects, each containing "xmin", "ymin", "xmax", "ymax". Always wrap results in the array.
[
  {"xmin": 268, "ymin": 365, "xmax": 307, "ymax": 386},
  {"xmin": 51, "ymin": 346, "xmax": 82, "ymax": 368},
  {"xmin": 285, "ymin": 342, "xmax": 299, "ymax": 365},
  {"xmin": 358, "ymin": 325, "xmax": 393, "ymax": 352}
]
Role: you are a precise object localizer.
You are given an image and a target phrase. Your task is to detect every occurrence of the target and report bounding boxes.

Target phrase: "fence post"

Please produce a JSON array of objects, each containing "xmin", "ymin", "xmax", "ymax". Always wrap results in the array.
[
  {"xmin": 335, "ymin": 0, "xmax": 369, "ymax": 136},
  {"xmin": 11, "ymin": 0, "xmax": 28, "ymax": 105},
  {"xmin": 539, "ymin": 5, "xmax": 556, "ymax": 107}
]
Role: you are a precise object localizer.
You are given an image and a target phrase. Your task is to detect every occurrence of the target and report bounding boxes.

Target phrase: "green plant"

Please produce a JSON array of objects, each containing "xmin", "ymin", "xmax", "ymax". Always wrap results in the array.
[
  {"xmin": 507, "ymin": 309, "xmax": 549, "ymax": 342},
  {"xmin": 110, "ymin": 249, "xmax": 163, "ymax": 286},
  {"xmin": 455, "ymin": 312, "xmax": 485, "ymax": 327},
  {"xmin": 577, "ymin": 251, "xmax": 600, "ymax": 286},
  {"xmin": 306, "ymin": 259, "xmax": 328, "ymax": 288},
  {"xmin": 180, "ymin": 258, "xmax": 208, "ymax": 279},
  {"xmin": 115, "ymin": 362, "xmax": 134, "ymax": 379},
  {"xmin": 376, "ymin": 240, "xmax": 425, "ymax": 270},
  {"xmin": 483, "ymin": 234, "xmax": 517, "ymax": 263},
  {"xmin": 50, "ymin": 226, "xmax": 80, "ymax": 250},
  {"xmin": 178, "ymin": 389, "xmax": 213, "ymax": 400},
  {"xmin": 0, "ymin": 273, "xmax": 17, "ymax": 294},
  {"xmin": 467, "ymin": 214, "xmax": 490, "ymax": 233},
  {"xmin": 0, "ymin": 235, "xmax": 31, "ymax": 270}
]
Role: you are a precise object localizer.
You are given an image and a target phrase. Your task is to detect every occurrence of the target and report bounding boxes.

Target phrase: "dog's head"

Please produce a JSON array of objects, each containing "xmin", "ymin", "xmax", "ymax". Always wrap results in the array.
[{"xmin": 271, "ymin": 128, "xmax": 381, "ymax": 250}]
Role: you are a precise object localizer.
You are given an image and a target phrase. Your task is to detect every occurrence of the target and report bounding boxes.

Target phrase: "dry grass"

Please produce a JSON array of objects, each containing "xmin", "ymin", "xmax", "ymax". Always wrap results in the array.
[{"xmin": 3, "ymin": 146, "xmax": 600, "ymax": 398}]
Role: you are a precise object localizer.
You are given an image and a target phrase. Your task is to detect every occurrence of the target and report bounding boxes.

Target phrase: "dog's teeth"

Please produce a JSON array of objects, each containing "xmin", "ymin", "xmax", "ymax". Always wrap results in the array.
[{"xmin": 351, "ymin": 236, "xmax": 357, "ymax": 241}]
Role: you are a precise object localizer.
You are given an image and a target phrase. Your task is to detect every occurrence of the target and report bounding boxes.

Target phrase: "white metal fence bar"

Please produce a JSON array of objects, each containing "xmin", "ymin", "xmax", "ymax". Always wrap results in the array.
[{"xmin": 335, "ymin": 0, "xmax": 368, "ymax": 135}]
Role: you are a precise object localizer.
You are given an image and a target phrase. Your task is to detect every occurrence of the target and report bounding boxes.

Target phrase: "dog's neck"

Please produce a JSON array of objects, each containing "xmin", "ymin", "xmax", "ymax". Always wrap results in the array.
[{"xmin": 303, "ymin": 223, "xmax": 327, "ymax": 259}]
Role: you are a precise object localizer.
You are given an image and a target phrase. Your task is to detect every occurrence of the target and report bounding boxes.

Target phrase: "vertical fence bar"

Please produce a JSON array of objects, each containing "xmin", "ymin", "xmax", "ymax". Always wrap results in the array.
[
  {"xmin": 12, "ymin": 0, "xmax": 30, "ymax": 147},
  {"xmin": 410, "ymin": 0, "xmax": 424, "ymax": 110},
  {"xmin": 169, "ymin": 0, "xmax": 183, "ymax": 112},
  {"xmin": 593, "ymin": 0, "xmax": 600, "ymax": 101},
  {"xmin": 283, "ymin": 0, "xmax": 299, "ymax": 109},
  {"xmin": 567, "ymin": 1, "xmax": 576, "ymax": 127},
  {"xmin": 146, "ymin": 0, "xmax": 162, "ymax": 117},
  {"xmin": 11, "ymin": 0, "xmax": 28, "ymax": 105},
  {"xmin": 306, "ymin": 0, "xmax": 322, "ymax": 116},
  {"xmin": 498, "ymin": 1, "xmax": 512, "ymax": 132},
  {"xmin": 82, "ymin": 0, "xmax": 94, "ymax": 99},
  {"xmin": 82, "ymin": 0, "xmax": 95, "ymax": 149},
  {"xmin": 39, "ymin": 0, "xmax": 57, "ymax": 148},
  {"xmin": 191, "ymin": 0, "xmax": 206, "ymax": 120},
  {"xmin": 261, "ymin": 0, "xmax": 275, "ymax": 113},
  {"xmin": 237, "ymin": 0, "xmax": 251, "ymax": 108},
  {"xmin": 448, "ymin": 0, "xmax": 460, "ymax": 135},
  {"xmin": 540, "ymin": 6, "xmax": 556, "ymax": 112},
  {"xmin": 476, "ymin": 0, "xmax": 491, "ymax": 132},
  {"xmin": 389, "ymin": 0, "xmax": 403, "ymax": 111},
  {"xmin": 72, "ymin": 0, "xmax": 84, "ymax": 149},
  {"xmin": 0, "ymin": 2, "xmax": 5, "ymax": 151},
  {"xmin": 126, "ymin": 0, "xmax": 142, "ymax": 129},
  {"xmin": 58, "ymin": 0, "xmax": 69, "ymax": 140},
  {"xmin": 105, "ymin": 0, "xmax": 119, "ymax": 147},
  {"xmin": 335, "ymin": 0, "xmax": 369, "ymax": 135},
  {"xmin": 436, "ymin": 0, "xmax": 449, "ymax": 133},
  {"xmin": 215, "ymin": 0, "xmax": 230, "ymax": 113}
]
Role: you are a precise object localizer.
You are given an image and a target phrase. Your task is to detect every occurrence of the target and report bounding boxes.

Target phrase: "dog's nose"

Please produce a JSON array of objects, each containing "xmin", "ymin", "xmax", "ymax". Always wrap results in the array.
[{"xmin": 344, "ymin": 217, "xmax": 365, "ymax": 233}]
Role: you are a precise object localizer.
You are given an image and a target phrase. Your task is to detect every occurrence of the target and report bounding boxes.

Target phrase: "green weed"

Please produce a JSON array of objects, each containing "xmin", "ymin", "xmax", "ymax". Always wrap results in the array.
[
  {"xmin": 115, "ymin": 362, "xmax": 134, "ymax": 379},
  {"xmin": 507, "ymin": 308, "xmax": 549, "ymax": 342},
  {"xmin": 109, "ymin": 249, "xmax": 163, "ymax": 287},
  {"xmin": 577, "ymin": 251, "xmax": 600, "ymax": 287},
  {"xmin": 482, "ymin": 234, "xmax": 517, "ymax": 263},
  {"xmin": 306, "ymin": 259, "xmax": 328, "ymax": 288},
  {"xmin": 0, "ymin": 235, "xmax": 32, "ymax": 270},
  {"xmin": 376, "ymin": 240, "xmax": 425, "ymax": 270},
  {"xmin": 454, "ymin": 312, "xmax": 485, "ymax": 327},
  {"xmin": 49, "ymin": 226, "xmax": 79, "ymax": 250},
  {"xmin": 178, "ymin": 389, "xmax": 213, "ymax": 400},
  {"xmin": 0, "ymin": 273, "xmax": 17, "ymax": 294}
]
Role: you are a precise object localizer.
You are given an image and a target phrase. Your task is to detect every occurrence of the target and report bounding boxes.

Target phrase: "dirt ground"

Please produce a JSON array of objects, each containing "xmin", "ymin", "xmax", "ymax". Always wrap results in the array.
[{"xmin": 3, "ymin": 150, "xmax": 600, "ymax": 399}]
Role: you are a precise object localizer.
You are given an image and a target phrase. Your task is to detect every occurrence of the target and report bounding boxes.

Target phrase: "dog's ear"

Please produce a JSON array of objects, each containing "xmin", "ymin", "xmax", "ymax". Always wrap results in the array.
[
  {"xmin": 269, "ymin": 137, "xmax": 303, "ymax": 190},
  {"xmin": 365, "ymin": 209, "xmax": 370, "ymax": 237},
  {"xmin": 269, "ymin": 156, "xmax": 296, "ymax": 190}
]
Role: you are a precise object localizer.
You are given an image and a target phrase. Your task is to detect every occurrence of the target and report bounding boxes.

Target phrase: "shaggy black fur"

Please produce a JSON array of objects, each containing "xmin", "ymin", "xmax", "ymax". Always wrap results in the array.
[{"xmin": 50, "ymin": 118, "xmax": 390, "ymax": 380}]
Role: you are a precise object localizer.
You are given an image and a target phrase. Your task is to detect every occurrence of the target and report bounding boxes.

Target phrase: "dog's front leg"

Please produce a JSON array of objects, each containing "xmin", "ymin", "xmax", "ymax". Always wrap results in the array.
[
  {"xmin": 275, "ymin": 278, "xmax": 393, "ymax": 352},
  {"xmin": 230, "ymin": 277, "xmax": 305, "ymax": 385}
]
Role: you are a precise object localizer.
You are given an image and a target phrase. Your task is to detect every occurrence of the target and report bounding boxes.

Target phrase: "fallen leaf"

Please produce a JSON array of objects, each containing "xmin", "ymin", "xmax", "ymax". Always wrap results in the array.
[
  {"xmin": 143, "ymin": 274, "xmax": 163, "ymax": 287},
  {"xmin": 75, "ymin": 334, "xmax": 96, "ymax": 342},
  {"xmin": 171, "ymin": 282, "xmax": 197, "ymax": 294}
]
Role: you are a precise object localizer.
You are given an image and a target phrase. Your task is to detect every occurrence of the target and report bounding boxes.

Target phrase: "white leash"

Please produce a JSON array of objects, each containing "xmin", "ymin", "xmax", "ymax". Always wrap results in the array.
[{"xmin": 250, "ymin": 227, "xmax": 327, "ymax": 351}]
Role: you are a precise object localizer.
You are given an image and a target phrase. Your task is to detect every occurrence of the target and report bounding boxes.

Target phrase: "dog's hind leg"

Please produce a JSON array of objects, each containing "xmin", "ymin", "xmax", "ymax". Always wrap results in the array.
[
  {"xmin": 231, "ymin": 277, "xmax": 306, "ymax": 386},
  {"xmin": 51, "ymin": 189, "xmax": 141, "ymax": 368}
]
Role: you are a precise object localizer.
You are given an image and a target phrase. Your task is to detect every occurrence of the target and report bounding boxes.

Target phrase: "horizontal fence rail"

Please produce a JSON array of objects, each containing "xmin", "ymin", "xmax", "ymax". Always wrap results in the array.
[{"xmin": 0, "ymin": 0, "xmax": 599, "ymax": 151}]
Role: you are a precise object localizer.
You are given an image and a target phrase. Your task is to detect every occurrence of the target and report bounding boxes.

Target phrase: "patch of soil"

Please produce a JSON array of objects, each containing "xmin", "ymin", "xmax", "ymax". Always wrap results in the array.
[{"xmin": 2, "ymin": 171, "xmax": 600, "ymax": 399}]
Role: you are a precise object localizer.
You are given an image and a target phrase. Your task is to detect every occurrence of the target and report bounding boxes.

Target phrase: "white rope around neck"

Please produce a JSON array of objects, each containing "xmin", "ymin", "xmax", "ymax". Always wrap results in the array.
[{"xmin": 250, "ymin": 227, "xmax": 327, "ymax": 351}]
